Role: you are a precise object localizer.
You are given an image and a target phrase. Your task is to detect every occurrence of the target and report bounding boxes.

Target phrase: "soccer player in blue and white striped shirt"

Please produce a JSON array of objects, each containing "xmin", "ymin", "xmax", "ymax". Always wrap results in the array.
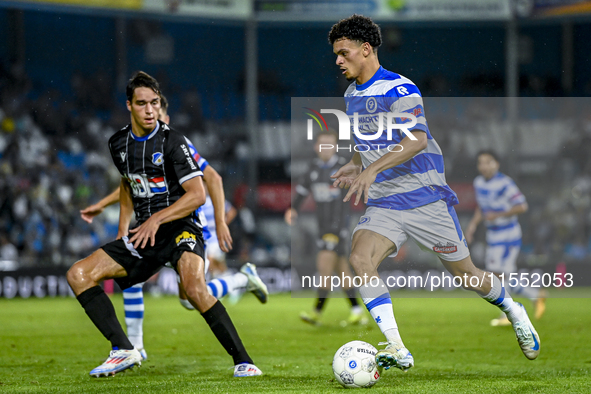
[
  {"xmin": 328, "ymin": 14, "xmax": 540, "ymax": 371},
  {"xmin": 466, "ymin": 150, "xmax": 546, "ymax": 326}
]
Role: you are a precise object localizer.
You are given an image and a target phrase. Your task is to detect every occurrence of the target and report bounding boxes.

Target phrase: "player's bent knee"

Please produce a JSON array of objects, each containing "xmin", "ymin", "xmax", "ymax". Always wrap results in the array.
[{"xmin": 348, "ymin": 252, "xmax": 372, "ymax": 276}]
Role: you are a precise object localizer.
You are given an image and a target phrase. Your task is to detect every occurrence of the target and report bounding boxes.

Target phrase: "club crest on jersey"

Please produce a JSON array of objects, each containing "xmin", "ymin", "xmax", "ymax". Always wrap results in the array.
[
  {"xmin": 358, "ymin": 217, "xmax": 370, "ymax": 225},
  {"xmin": 366, "ymin": 97, "xmax": 377, "ymax": 113},
  {"xmin": 175, "ymin": 231, "xmax": 197, "ymax": 250},
  {"xmin": 152, "ymin": 152, "xmax": 164, "ymax": 166},
  {"xmin": 432, "ymin": 242, "xmax": 457, "ymax": 254}
]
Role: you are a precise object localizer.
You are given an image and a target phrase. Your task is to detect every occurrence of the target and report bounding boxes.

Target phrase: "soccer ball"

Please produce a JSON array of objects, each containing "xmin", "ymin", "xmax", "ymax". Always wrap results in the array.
[{"xmin": 332, "ymin": 340, "xmax": 381, "ymax": 388}]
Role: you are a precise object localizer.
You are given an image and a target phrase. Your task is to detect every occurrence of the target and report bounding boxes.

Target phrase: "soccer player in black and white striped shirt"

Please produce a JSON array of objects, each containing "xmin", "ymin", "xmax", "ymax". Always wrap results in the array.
[{"xmin": 67, "ymin": 71, "xmax": 262, "ymax": 378}]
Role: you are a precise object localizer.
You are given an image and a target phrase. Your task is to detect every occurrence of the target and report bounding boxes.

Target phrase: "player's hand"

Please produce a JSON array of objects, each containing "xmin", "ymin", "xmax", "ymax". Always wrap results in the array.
[
  {"xmin": 285, "ymin": 208, "xmax": 297, "ymax": 225},
  {"xmin": 80, "ymin": 204, "xmax": 105, "ymax": 224},
  {"xmin": 343, "ymin": 168, "xmax": 377, "ymax": 206},
  {"xmin": 128, "ymin": 215, "xmax": 161, "ymax": 249},
  {"xmin": 484, "ymin": 212, "xmax": 501, "ymax": 221},
  {"xmin": 331, "ymin": 162, "xmax": 362, "ymax": 189},
  {"xmin": 216, "ymin": 222, "xmax": 233, "ymax": 253}
]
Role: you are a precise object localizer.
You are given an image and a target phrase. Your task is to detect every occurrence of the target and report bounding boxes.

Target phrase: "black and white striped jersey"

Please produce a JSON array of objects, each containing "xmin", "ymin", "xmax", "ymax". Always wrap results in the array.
[
  {"xmin": 108, "ymin": 120, "xmax": 203, "ymax": 225},
  {"xmin": 293, "ymin": 154, "xmax": 350, "ymax": 236}
]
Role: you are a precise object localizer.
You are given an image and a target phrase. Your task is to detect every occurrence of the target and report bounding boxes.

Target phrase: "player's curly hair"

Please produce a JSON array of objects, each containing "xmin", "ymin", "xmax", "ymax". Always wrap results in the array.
[
  {"xmin": 126, "ymin": 71, "xmax": 161, "ymax": 102},
  {"xmin": 328, "ymin": 14, "xmax": 382, "ymax": 51}
]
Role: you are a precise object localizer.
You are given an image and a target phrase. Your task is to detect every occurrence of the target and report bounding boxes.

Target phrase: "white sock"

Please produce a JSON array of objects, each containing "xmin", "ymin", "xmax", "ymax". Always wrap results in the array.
[
  {"xmin": 206, "ymin": 272, "xmax": 248, "ymax": 298},
  {"xmin": 358, "ymin": 278, "xmax": 403, "ymax": 345},
  {"xmin": 482, "ymin": 275, "xmax": 521, "ymax": 322},
  {"xmin": 123, "ymin": 283, "xmax": 144, "ymax": 350}
]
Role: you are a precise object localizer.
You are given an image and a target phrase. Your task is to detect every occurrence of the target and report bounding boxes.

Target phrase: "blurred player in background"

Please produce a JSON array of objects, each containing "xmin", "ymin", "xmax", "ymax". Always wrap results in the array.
[
  {"xmin": 202, "ymin": 193, "xmax": 237, "ymax": 277},
  {"xmin": 69, "ymin": 72, "xmax": 263, "ymax": 377},
  {"xmin": 286, "ymin": 129, "xmax": 366, "ymax": 326},
  {"xmin": 466, "ymin": 150, "xmax": 546, "ymax": 326},
  {"xmin": 328, "ymin": 15, "xmax": 540, "ymax": 372},
  {"xmin": 80, "ymin": 94, "xmax": 268, "ymax": 360}
]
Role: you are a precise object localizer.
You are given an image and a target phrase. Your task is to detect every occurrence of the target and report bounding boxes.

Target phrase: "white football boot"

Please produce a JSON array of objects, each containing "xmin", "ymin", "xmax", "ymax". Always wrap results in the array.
[
  {"xmin": 511, "ymin": 302, "xmax": 541, "ymax": 360},
  {"xmin": 89, "ymin": 348, "xmax": 142, "ymax": 377},
  {"xmin": 233, "ymin": 363, "xmax": 263, "ymax": 377},
  {"xmin": 376, "ymin": 341, "xmax": 414, "ymax": 371},
  {"xmin": 240, "ymin": 263, "xmax": 268, "ymax": 304}
]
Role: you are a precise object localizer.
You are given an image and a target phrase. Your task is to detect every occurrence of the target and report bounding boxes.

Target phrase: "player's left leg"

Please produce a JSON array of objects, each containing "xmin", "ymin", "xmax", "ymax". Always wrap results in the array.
[
  {"xmin": 123, "ymin": 283, "xmax": 148, "ymax": 359},
  {"xmin": 300, "ymin": 249, "xmax": 338, "ymax": 325},
  {"xmin": 178, "ymin": 264, "xmax": 267, "ymax": 310},
  {"xmin": 177, "ymin": 251, "xmax": 262, "ymax": 376},
  {"xmin": 67, "ymin": 248, "xmax": 142, "ymax": 377},
  {"xmin": 441, "ymin": 255, "xmax": 540, "ymax": 360}
]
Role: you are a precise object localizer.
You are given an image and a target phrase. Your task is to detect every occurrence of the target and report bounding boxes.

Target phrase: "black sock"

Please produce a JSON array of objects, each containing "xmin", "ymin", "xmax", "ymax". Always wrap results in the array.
[
  {"xmin": 76, "ymin": 286, "xmax": 134, "ymax": 350},
  {"xmin": 344, "ymin": 288, "xmax": 359, "ymax": 307},
  {"xmin": 315, "ymin": 289, "xmax": 329, "ymax": 312},
  {"xmin": 201, "ymin": 300, "xmax": 253, "ymax": 365}
]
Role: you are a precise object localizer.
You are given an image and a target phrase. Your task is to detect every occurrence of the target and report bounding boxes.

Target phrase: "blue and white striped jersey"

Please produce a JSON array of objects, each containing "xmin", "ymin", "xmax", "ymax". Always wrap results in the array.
[
  {"xmin": 186, "ymin": 139, "xmax": 211, "ymax": 241},
  {"xmin": 473, "ymin": 172, "xmax": 526, "ymax": 245},
  {"xmin": 344, "ymin": 66, "xmax": 458, "ymax": 210}
]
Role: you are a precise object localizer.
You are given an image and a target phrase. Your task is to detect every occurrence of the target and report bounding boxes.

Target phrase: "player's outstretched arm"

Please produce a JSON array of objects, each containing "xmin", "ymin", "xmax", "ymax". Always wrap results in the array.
[
  {"xmin": 129, "ymin": 176, "xmax": 206, "ymax": 249},
  {"xmin": 343, "ymin": 131, "xmax": 427, "ymax": 205},
  {"xmin": 80, "ymin": 187, "xmax": 121, "ymax": 223},
  {"xmin": 203, "ymin": 165, "xmax": 233, "ymax": 253}
]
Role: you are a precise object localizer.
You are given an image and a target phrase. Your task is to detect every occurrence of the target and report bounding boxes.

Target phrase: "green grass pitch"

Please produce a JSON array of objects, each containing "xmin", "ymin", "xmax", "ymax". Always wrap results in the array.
[{"xmin": 0, "ymin": 291, "xmax": 590, "ymax": 393}]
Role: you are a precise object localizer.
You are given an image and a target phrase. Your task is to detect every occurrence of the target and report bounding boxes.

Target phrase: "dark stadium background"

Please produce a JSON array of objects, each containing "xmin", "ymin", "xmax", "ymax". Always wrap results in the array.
[{"xmin": 1, "ymin": 0, "xmax": 591, "ymax": 298}]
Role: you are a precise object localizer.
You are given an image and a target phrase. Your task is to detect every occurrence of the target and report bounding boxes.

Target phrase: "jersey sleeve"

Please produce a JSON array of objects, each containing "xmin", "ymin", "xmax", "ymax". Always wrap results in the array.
[
  {"xmin": 386, "ymin": 84, "xmax": 429, "ymax": 136},
  {"xmin": 185, "ymin": 137, "xmax": 209, "ymax": 171},
  {"xmin": 504, "ymin": 180, "xmax": 527, "ymax": 206},
  {"xmin": 166, "ymin": 131, "xmax": 203, "ymax": 185},
  {"xmin": 107, "ymin": 134, "xmax": 124, "ymax": 176}
]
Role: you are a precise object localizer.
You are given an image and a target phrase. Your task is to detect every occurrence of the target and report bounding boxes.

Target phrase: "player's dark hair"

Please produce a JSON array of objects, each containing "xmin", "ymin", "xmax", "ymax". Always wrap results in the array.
[
  {"xmin": 477, "ymin": 150, "xmax": 500, "ymax": 163},
  {"xmin": 316, "ymin": 129, "xmax": 338, "ymax": 142},
  {"xmin": 160, "ymin": 94, "xmax": 169, "ymax": 113},
  {"xmin": 126, "ymin": 71, "xmax": 161, "ymax": 102},
  {"xmin": 328, "ymin": 14, "xmax": 382, "ymax": 51}
]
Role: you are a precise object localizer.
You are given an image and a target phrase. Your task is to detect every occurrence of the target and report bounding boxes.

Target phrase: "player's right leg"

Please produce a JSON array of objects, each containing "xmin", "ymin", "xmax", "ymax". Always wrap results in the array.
[
  {"xmin": 66, "ymin": 249, "xmax": 142, "ymax": 377},
  {"xmin": 300, "ymin": 249, "xmax": 338, "ymax": 326},
  {"xmin": 177, "ymin": 251, "xmax": 262, "ymax": 377},
  {"xmin": 348, "ymin": 229, "xmax": 414, "ymax": 372}
]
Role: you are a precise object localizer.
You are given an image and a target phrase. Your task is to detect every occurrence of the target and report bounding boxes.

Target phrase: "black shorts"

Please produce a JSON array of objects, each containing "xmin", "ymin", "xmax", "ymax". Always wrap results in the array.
[
  {"xmin": 316, "ymin": 230, "xmax": 349, "ymax": 256},
  {"xmin": 101, "ymin": 219, "xmax": 205, "ymax": 290}
]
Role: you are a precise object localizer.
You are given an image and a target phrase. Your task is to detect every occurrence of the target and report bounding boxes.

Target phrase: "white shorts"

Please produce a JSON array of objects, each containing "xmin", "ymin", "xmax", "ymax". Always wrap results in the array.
[
  {"xmin": 485, "ymin": 243, "xmax": 520, "ymax": 275},
  {"xmin": 206, "ymin": 238, "xmax": 226, "ymax": 262},
  {"xmin": 353, "ymin": 199, "xmax": 470, "ymax": 262}
]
